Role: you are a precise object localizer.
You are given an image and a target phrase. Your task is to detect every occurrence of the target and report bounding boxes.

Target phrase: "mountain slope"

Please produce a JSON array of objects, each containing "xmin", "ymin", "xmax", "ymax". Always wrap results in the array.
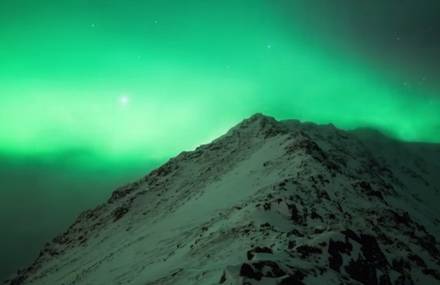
[{"xmin": 5, "ymin": 114, "xmax": 440, "ymax": 285}]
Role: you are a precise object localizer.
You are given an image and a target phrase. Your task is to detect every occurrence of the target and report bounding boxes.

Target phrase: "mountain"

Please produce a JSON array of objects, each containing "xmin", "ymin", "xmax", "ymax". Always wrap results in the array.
[{"xmin": 5, "ymin": 114, "xmax": 440, "ymax": 285}]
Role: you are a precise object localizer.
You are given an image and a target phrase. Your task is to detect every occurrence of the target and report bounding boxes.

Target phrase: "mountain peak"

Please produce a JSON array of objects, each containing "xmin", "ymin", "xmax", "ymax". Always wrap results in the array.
[
  {"xmin": 225, "ymin": 113, "xmax": 288, "ymax": 140},
  {"xmin": 6, "ymin": 115, "xmax": 440, "ymax": 285},
  {"xmin": 246, "ymin": 112, "xmax": 275, "ymax": 122},
  {"xmin": 235, "ymin": 113, "xmax": 278, "ymax": 129}
]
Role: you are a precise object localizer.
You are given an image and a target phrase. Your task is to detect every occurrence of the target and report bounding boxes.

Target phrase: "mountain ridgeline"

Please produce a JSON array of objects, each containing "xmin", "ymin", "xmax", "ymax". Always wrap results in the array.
[{"xmin": 5, "ymin": 114, "xmax": 440, "ymax": 285}]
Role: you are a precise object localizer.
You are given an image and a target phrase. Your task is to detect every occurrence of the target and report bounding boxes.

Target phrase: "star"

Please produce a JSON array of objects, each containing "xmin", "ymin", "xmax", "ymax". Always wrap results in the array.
[{"xmin": 119, "ymin": 95, "xmax": 130, "ymax": 106}]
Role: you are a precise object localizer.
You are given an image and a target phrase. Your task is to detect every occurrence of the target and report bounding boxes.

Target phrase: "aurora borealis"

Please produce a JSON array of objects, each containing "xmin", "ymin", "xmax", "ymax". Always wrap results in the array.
[
  {"xmin": 1, "ymin": 0, "xmax": 440, "ymax": 159},
  {"xmin": 1, "ymin": 0, "xmax": 439, "ymax": 280}
]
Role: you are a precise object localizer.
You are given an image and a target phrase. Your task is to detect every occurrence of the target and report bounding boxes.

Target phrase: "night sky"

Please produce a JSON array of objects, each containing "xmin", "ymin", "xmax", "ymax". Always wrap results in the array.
[{"xmin": 1, "ymin": 0, "xmax": 439, "ymax": 280}]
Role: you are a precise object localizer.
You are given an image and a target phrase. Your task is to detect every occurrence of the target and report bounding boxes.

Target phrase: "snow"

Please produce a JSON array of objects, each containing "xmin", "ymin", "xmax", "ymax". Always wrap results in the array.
[{"xmin": 5, "ymin": 114, "xmax": 440, "ymax": 285}]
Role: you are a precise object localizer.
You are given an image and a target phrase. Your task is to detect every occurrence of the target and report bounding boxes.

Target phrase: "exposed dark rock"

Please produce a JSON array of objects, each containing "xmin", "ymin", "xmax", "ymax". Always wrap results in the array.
[
  {"xmin": 342, "ymin": 229, "xmax": 360, "ymax": 242},
  {"xmin": 417, "ymin": 233, "xmax": 440, "ymax": 261},
  {"xmin": 335, "ymin": 231, "xmax": 391, "ymax": 284},
  {"xmin": 408, "ymin": 254, "xmax": 426, "ymax": 268},
  {"xmin": 153, "ymin": 163, "xmax": 174, "ymax": 177},
  {"xmin": 392, "ymin": 258, "xmax": 411, "ymax": 273},
  {"xmin": 345, "ymin": 258, "xmax": 378, "ymax": 285},
  {"xmin": 288, "ymin": 204, "xmax": 303, "ymax": 224},
  {"xmin": 378, "ymin": 272, "xmax": 392, "ymax": 285},
  {"xmin": 287, "ymin": 229, "xmax": 304, "ymax": 237},
  {"xmin": 108, "ymin": 184, "xmax": 137, "ymax": 203},
  {"xmin": 263, "ymin": 202, "xmax": 271, "ymax": 210},
  {"xmin": 253, "ymin": 261, "xmax": 286, "ymax": 278},
  {"xmin": 296, "ymin": 245, "xmax": 322, "ymax": 258},
  {"xmin": 239, "ymin": 263, "xmax": 262, "ymax": 280},
  {"xmin": 390, "ymin": 210, "xmax": 412, "ymax": 227},
  {"xmin": 219, "ymin": 271, "xmax": 226, "ymax": 284},
  {"xmin": 394, "ymin": 273, "xmax": 414, "ymax": 285},
  {"xmin": 9, "ymin": 275, "xmax": 26, "ymax": 285},
  {"xmin": 260, "ymin": 222, "xmax": 272, "ymax": 229},
  {"xmin": 112, "ymin": 207, "xmax": 129, "ymax": 222},
  {"xmin": 422, "ymin": 268, "xmax": 440, "ymax": 280},
  {"xmin": 310, "ymin": 211, "xmax": 322, "ymax": 220},
  {"xmin": 358, "ymin": 234, "xmax": 388, "ymax": 268},
  {"xmin": 288, "ymin": 240, "xmax": 296, "ymax": 250},
  {"xmin": 328, "ymin": 239, "xmax": 353, "ymax": 272},
  {"xmin": 353, "ymin": 181, "xmax": 384, "ymax": 200},
  {"xmin": 246, "ymin": 246, "xmax": 273, "ymax": 260}
]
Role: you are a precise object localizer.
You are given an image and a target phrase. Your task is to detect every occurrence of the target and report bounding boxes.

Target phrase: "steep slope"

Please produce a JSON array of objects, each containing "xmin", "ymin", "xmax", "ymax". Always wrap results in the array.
[{"xmin": 5, "ymin": 114, "xmax": 440, "ymax": 285}]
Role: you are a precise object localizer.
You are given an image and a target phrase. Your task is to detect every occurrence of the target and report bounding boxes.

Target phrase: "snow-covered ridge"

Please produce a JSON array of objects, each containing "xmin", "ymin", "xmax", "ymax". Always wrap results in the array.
[{"xmin": 5, "ymin": 113, "xmax": 440, "ymax": 285}]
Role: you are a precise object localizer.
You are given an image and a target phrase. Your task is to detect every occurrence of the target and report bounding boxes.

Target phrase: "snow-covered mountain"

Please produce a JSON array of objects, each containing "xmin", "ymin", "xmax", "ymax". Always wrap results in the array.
[{"xmin": 5, "ymin": 114, "xmax": 440, "ymax": 285}]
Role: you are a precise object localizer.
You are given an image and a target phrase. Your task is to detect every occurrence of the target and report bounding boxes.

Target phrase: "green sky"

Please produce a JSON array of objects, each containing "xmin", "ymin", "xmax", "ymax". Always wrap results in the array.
[
  {"xmin": 1, "ymin": 0, "xmax": 440, "ymax": 279},
  {"xmin": 1, "ymin": 0, "xmax": 439, "ymax": 161}
]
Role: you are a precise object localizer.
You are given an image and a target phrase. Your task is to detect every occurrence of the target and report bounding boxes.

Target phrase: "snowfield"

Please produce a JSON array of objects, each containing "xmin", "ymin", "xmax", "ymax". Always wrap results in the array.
[{"xmin": 5, "ymin": 114, "xmax": 440, "ymax": 285}]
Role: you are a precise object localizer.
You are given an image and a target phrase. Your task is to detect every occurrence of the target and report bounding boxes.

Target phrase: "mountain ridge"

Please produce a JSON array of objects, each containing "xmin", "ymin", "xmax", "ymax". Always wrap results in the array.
[{"xmin": 5, "ymin": 114, "xmax": 440, "ymax": 285}]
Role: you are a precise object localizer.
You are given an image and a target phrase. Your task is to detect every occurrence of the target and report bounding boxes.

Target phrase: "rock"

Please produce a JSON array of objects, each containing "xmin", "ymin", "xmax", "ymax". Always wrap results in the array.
[
  {"xmin": 296, "ymin": 245, "xmax": 322, "ymax": 258},
  {"xmin": 328, "ymin": 239, "xmax": 353, "ymax": 272},
  {"xmin": 246, "ymin": 246, "xmax": 273, "ymax": 260},
  {"xmin": 239, "ymin": 263, "xmax": 262, "ymax": 280},
  {"xmin": 112, "ymin": 207, "xmax": 129, "ymax": 222}
]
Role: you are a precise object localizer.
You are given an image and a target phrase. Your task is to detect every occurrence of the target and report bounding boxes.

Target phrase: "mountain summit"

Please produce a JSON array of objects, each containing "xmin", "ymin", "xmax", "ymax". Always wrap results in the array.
[{"xmin": 6, "ymin": 114, "xmax": 440, "ymax": 285}]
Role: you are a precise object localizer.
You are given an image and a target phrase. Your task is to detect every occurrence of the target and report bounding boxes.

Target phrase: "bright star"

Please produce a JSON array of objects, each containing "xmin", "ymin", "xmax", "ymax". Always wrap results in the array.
[{"xmin": 119, "ymin": 95, "xmax": 130, "ymax": 106}]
